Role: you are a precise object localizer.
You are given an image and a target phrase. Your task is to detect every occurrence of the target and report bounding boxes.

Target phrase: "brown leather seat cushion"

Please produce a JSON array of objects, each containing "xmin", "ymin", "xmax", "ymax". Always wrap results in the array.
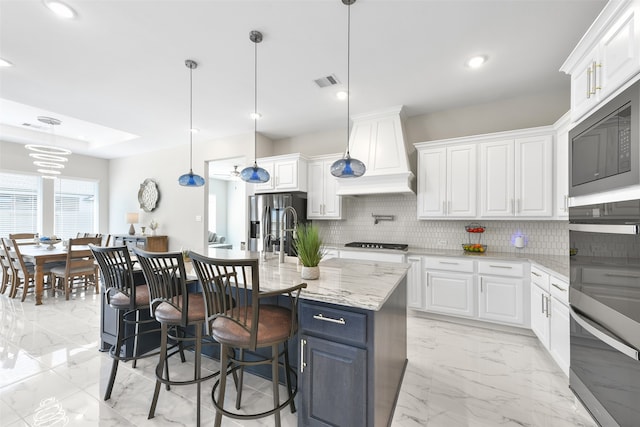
[
  {"xmin": 211, "ymin": 305, "xmax": 292, "ymax": 348},
  {"xmin": 109, "ymin": 284, "xmax": 150, "ymax": 309},
  {"xmin": 154, "ymin": 293, "xmax": 205, "ymax": 325}
]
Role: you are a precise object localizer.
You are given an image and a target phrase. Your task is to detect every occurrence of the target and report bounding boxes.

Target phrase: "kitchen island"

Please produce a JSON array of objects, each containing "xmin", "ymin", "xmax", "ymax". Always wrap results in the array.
[{"xmin": 209, "ymin": 250, "xmax": 410, "ymax": 427}]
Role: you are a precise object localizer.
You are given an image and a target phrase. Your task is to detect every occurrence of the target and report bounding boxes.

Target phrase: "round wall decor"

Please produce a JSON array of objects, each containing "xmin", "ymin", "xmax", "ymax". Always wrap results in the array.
[{"xmin": 138, "ymin": 178, "xmax": 159, "ymax": 212}]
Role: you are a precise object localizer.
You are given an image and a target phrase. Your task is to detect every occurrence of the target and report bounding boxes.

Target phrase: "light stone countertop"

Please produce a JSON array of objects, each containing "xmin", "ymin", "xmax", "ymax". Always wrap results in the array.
[
  {"xmin": 326, "ymin": 244, "xmax": 570, "ymax": 282},
  {"xmin": 205, "ymin": 249, "xmax": 411, "ymax": 311}
]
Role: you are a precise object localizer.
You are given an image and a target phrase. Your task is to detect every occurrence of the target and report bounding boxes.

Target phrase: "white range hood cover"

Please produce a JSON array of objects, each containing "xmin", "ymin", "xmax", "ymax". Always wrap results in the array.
[{"xmin": 336, "ymin": 105, "xmax": 415, "ymax": 195}]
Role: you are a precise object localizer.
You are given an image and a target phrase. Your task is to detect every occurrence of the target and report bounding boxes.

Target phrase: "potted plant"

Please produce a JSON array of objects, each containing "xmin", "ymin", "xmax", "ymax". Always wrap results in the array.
[{"xmin": 294, "ymin": 223, "xmax": 325, "ymax": 280}]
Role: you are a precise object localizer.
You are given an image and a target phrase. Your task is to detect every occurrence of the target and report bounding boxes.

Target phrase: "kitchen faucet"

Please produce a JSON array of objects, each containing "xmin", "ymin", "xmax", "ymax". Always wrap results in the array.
[
  {"xmin": 279, "ymin": 206, "xmax": 298, "ymax": 263},
  {"xmin": 262, "ymin": 232, "xmax": 275, "ymax": 261}
]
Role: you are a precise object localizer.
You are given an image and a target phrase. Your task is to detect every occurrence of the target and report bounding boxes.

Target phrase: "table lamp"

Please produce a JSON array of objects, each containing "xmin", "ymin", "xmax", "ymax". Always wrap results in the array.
[{"xmin": 126, "ymin": 212, "xmax": 139, "ymax": 235}]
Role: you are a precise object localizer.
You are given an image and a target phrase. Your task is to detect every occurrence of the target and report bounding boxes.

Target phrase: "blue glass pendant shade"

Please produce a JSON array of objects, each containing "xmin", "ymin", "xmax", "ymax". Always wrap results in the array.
[
  {"xmin": 330, "ymin": 153, "xmax": 366, "ymax": 178},
  {"xmin": 178, "ymin": 170, "xmax": 205, "ymax": 187},
  {"xmin": 240, "ymin": 162, "xmax": 270, "ymax": 183}
]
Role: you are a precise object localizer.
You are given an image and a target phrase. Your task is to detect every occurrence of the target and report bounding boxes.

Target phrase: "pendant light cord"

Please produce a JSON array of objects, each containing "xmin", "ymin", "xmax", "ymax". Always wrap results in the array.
[
  {"xmin": 189, "ymin": 63, "xmax": 194, "ymax": 172},
  {"xmin": 346, "ymin": 1, "xmax": 351, "ymax": 157},
  {"xmin": 254, "ymin": 36, "xmax": 258, "ymax": 165}
]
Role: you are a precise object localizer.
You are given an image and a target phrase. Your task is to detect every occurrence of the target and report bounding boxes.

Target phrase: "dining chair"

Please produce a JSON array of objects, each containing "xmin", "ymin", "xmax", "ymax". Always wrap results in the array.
[
  {"xmin": 50, "ymin": 236, "xmax": 102, "ymax": 300},
  {"xmin": 9, "ymin": 233, "xmax": 37, "ymax": 246},
  {"xmin": 188, "ymin": 251, "xmax": 307, "ymax": 427},
  {"xmin": 2, "ymin": 238, "xmax": 55, "ymax": 301},
  {"xmin": 89, "ymin": 244, "xmax": 161, "ymax": 400},
  {"xmin": 0, "ymin": 240, "xmax": 12, "ymax": 295},
  {"xmin": 133, "ymin": 248, "xmax": 222, "ymax": 427}
]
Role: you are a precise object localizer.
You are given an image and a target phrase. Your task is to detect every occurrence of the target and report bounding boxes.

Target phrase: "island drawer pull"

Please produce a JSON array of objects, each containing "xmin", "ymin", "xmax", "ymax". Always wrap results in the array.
[
  {"xmin": 489, "ymin": 264, "xmax": 512, "ymax": 269},
  {"xmin": 551, "ymin": 283, "xmax": 567, "ymax": 292},
  {"xmin": 300, "ymin": 339, "xmax": 307, "ymax": 373},
  {"xmin": 313, "ymin": 313, "xmax": 346, "ymax": 325}
]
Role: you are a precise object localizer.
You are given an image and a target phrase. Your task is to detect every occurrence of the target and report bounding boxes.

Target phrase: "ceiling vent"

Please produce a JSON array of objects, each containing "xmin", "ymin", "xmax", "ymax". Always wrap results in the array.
[{"xmin": 314, "ymin": 74, "xmax": 340, "ymax": 88}]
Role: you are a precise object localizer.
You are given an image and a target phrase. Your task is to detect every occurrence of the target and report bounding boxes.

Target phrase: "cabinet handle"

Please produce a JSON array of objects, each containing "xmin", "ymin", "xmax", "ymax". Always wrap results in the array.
[
  {"xmin": 489, "ymin": 265, "xmax": 512, "ymax": 269},
  {"xmin": 605, "ymin": 273, "xmax": 640, "ymax": 279},
  {"xmin": 531, "ymin": 271, "xmax": 541, "ymax": 277},
  {"xmin": 313, "ymin": 313, "xmax": 346, "ymax": 325},
  {"xmin": 511, "ymin": 199, "xmax": 515, "ymax": 214},
  {"xmin": 541, "ymin": 293, "xmax": 545, "ymax": 314},
  {"xmin": 586, "ymin": 65, "xmax": 592, "ymax": 98},
  {"xmin": 300, "ymin": 338, "xmax": 306, "ymax": 373},
  {"xmin": 564, "ymin": 195, "xmax": 569, "ymax": 212},
  {"xmin": 448, "ymin": 201, "xmax": 451, "ymax": 215},
  {"xmin": 551, "ymin": 283, "xmax": 567, "ymax": 292},
  {"xmin": 480, "ymin": 280, "xmax": 483, "ymax": 293},
  {"xmin": 545, "ymin": 296, "xmax": 551, "ymax": 318},
  {"xmin": 592, "ymin": 61, "xmax": 601, "ymax": 92},
  {"xmin": 439, "ymin": 261, "xmax": 458, "ymax": 265},
  {"xmin": 442, "ymin": 201, "xmax": 447, "ymax": 215}
]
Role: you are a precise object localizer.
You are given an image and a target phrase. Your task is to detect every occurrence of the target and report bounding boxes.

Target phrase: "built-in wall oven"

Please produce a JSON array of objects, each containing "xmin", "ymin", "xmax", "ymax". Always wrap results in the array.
[{"xmin": 569, "ymin": 200, "xmax": 640, "ymax": 426}]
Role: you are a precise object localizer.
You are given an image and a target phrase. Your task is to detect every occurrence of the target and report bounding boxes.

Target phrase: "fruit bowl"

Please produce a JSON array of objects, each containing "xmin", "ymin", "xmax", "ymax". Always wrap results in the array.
[
  {"xmin": 462, "ymin": 243, "xmax": 487, "ymax": 253},
  {"xmin": 40, "ymin": 237, "xmax": 62, "ymax": 250}
]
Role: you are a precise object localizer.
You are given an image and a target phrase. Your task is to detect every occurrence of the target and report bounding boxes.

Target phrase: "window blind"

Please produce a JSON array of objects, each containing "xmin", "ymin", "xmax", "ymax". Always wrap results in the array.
[
  {"xmin": 0, "ymin": 172, "xmax": 40, "ymax": 238},
  {"xmin": 54, "ymin": 178, "xmax": 98, "ymax": 240}
]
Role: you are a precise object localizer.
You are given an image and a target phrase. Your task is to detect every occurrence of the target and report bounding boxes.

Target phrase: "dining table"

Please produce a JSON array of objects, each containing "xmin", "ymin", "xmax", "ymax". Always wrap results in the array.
[{"xmin": 19, "ymin": 243, "xmax": 93, "ymax": 305}]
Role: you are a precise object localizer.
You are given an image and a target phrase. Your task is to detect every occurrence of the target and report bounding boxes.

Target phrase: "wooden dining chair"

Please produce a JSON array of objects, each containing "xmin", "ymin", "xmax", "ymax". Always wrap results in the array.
[
  {"xmin": 0, "ymin": 240, "xmax": 13, "ymax": 295},
  {"xmin": 2, "ymin": 238, "xmax": 55, "ymax": 301},
  {"xmin": 50, "ymin": 237, "xmax": 102, "ymax": 300},
  {"xmin": 133, "ymin": 248, "xmax": 222, "ymax": 427},
  {"xmin": 9, "ymin": 233, "xmax": 37, "ymax": 246},
  {"xmin": 188, "ymin": 251, "xmax": 307, "ymax": 427}
]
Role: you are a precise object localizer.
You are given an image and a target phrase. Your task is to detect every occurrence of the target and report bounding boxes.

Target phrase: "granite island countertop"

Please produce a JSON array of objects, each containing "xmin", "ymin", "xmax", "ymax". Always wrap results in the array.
[{"xmin": 205, "ymin": 249, "xmax": 411, "ymax": 311}]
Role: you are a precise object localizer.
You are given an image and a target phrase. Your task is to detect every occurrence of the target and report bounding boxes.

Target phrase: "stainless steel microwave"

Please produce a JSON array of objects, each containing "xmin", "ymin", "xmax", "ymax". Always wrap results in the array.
[{"xmin": 569, "ymin": 80, "xmax": 640, "ymax": 197}]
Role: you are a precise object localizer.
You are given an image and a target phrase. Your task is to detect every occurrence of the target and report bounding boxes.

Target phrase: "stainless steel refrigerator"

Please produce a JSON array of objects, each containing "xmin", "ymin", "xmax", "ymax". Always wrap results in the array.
[{"xmin": 248, "ymin": 192, "xmax": 307, "ymax": 256}]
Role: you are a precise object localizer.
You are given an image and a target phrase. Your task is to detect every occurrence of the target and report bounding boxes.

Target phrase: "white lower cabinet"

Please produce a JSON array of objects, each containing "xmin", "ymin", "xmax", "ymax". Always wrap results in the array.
[
  {"xmin": 478, "ymin": 275, "xmax": 525, "ymax": 326},
  {"xmin": 424, "ymin": 257, "xmax": 475, "ymax": 318},
  {"xmin": 407, "ymin": 256, "xmax": 424, "ymax": 310},
  {"xmin": 529, "ymin": 265, "xmax": 570, "ymax": 377}
]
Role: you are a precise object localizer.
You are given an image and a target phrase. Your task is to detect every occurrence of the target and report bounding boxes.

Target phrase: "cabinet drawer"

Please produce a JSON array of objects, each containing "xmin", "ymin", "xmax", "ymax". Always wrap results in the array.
[
  {"xmin": 530, "ymin": 265, "xmax": 550, "ymax": 292},
  {"xmin": 478, "ymin": 260, "xmax": 524, "ymax": 277},
  {"xmin": 425, "ymin": 257, "xmax": 474, "ymax": 273},
  {"xmin": 549, "ymin": 276, "xmax": 569, "ymax": 305},
  {"xmin": 300, "ymin": 303, "xmax": 367, "ymax": 346}
]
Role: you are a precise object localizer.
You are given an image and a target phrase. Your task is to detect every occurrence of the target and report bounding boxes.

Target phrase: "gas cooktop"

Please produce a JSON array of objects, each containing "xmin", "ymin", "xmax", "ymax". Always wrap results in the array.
[{"xmin": 344, "ymin": 242, "xmax": 409, "ymax": 251}]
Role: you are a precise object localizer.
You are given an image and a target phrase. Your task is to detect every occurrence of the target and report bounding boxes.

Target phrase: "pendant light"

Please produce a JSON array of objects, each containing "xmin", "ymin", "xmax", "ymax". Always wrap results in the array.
[
  {"xmin": 240, "ymin": 30, "xmax": 270, "ymax": 184},
  {"xmin": 178, "ymin": 59, "xmax": 206, "ymax": 187},
  {"xmin": 331, "ymin": 0, "xmax": 366, "ymax": 178}
]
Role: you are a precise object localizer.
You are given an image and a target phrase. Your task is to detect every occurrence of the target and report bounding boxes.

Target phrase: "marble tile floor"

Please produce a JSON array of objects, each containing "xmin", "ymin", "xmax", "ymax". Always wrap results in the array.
[{"xmin": 0, "ymin": 290, "xmax": 597, "ymax": 427}]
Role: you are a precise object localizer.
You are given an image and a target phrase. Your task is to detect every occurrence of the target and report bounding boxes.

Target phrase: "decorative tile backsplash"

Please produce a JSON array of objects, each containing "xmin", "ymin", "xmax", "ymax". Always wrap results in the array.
[{"xmin": 314, "ymin": 194, "xmax": 569, "ymax": 256}]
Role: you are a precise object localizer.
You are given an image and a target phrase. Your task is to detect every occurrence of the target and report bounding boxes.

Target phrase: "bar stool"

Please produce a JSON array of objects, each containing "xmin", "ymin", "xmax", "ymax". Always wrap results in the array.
[
  {"xmin": 188, "ymin": 251, "xmax": 307, "ymax": 427},
  {"xmin": 133, "ymin": 248, "xmax": 221, "ymax": 426},
  {"xmin": 89, "ymin": 244, "xmax": 161, "ymax": 400}
]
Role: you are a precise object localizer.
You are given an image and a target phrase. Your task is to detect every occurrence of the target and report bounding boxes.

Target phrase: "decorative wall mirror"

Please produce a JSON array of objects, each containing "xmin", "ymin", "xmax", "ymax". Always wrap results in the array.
[{"xmin": 138, "ymin": 178, "xmax": 159, "ymax": 212}]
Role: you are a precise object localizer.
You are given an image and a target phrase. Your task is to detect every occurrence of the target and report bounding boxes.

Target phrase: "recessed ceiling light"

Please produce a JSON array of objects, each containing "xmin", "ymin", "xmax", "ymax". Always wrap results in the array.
[
  {"xmin": 336, "ymin": 90, "xmax": 348, "ymax": 100},
  {"xmin": 44, "ymin": 1, "xmax": 77, "ymax": 19},
  {"xmin": 250, "ymin": 112, "xmax": 262, "ymax": 120},
  {"xmin": 0, "ymin": 58, "xmax": 13, "ymax": 67},
  {"xmin": 466, "ymin": 55, "xmax": 487, "ymax": 69}
]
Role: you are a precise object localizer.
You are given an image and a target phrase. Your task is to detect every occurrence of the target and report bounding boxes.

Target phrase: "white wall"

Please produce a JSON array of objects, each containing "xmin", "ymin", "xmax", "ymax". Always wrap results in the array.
[
  {"xmin": 108, "ymin": 132, "xmax": 255, "ymax": 254},
  {"xmin": 226, "ymin": 179, "xmax": 247, "ymax": 250},
  {"xmin": 271, "ymin": 90, "xmax": 569, "ymax": 156},
  {"xmin": 0, "ymin": 140, "xmax": 110, "ymax": 236},
  {"xmin": 208, "ymin": 178, "xmax": 228, "ymax": 238}
]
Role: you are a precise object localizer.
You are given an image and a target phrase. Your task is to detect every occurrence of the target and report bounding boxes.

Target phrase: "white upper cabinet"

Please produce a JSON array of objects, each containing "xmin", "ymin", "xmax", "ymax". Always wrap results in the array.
[
  {"xmin": 307, "ymin": 154, "xmax": 343, "ymax": 220},
  {"xmin": 562, "ymin": 0, "xmax": 640, "ymax": 122},
  {"xmin": 480, "ymin": 133, "xmax": 553, "ymax": 218},
  {"xmin": 554, "ymin": 113, "xmax": 570, "ymax": 219},
  {"xmin": 254, "ymin": 153, "xmax": 308, "ymax": 193},
  {"xmin": 416, "ymin": 143, "xmax": 476, "ymax": 218}
]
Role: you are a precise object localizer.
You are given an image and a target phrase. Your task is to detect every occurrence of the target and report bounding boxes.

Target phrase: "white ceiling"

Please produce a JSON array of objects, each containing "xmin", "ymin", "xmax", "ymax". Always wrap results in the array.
[{"xmin": 0, "ymin": 0, "xmax": 606, "ymax": 161}]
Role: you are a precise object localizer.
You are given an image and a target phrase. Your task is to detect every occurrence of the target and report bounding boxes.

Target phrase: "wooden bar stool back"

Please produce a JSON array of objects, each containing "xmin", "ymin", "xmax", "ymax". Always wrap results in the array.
[
  {"xmin": 89, "ymin": 244, "xmax": 160, "ymax": 400},
  {"xmin": 133, "ymin": 248, "xmax": 219, "ymax": 427},
  {"xmin": 188, "ymin": 251, "xmax": 307, "ymax": 427}
]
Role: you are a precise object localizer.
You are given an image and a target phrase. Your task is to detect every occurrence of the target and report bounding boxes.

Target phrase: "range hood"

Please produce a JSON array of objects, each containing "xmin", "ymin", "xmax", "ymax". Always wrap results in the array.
[{"xmin": 336, "ymin": 105, "xmax": 415, "ymax": 196}]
